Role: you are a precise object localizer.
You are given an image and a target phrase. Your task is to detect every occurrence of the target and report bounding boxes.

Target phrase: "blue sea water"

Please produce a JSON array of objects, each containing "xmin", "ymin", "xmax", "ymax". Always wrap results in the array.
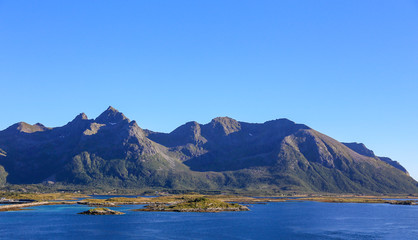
[{"xmin": 0, "ymin": 201, "xmax": 417, "ymax": 239}]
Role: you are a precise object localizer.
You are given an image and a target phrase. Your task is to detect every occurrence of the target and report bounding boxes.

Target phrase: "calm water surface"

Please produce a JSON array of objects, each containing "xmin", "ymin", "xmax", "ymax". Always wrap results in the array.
[{"xmin": 0, "ymin": 201, "xmax": 417, "ymax": 239}]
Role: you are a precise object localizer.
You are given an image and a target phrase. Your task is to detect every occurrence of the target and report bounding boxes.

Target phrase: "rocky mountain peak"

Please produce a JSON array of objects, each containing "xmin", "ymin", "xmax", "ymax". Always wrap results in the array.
[
  {"xmin": 107, "ymin": 106, "xmax": 117, "ymax": 111},
  {"xmin": 69, "ymin": 113, "xmax": 89, "ymax": 123},
  {"xmin": 64, "ymin": 113, "xmax": 91, "ymax": 130},
  {"xmin": 211, "ymin": 116, "xmax": 237, "ymax": 123},
  {"xmin": 207, "ymin": 117, "xmax": 241, "ymax": 135},
  {"xmin": 169, "ymin": 121, "xmax": 205, "ymax": 143},
  {"xmin": 79, "ymin": 113, "xmax": 88, "ymax": 120},
  {"xmin": 5, "ymin": 122, "xmax": 49, "ymax": 133},
  {"xmin": 172, "ymin": 121, "xmax": 200, "ymax": 132},
  {"xmin": 95, "ymin": 106, "xmax": 129, "ymax": 124}
]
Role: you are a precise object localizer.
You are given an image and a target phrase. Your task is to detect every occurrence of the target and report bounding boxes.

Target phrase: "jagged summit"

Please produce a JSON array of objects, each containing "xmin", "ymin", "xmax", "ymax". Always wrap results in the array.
[
  {"xmin": 107, "ymin": 106, "xmax": 117, "ymax": 111},
  {"xmin": 63, "ymin": 113, "xmax": 91, "ymax": 130},
  {"xmin": 95, "ymin": 106, "xmax": 130, "ymax": 124},
  {"xmin": 78, "ymin": 113, "xmax": 88, "ymax": 120},
  {"xmin": 5, "ymin": 122, "xmax": 49, "ymax": 133},
  {"xmin": 68, "ymin": 113, "xmax": 89, "ymax": 123},
  {"xmin": 210, "ymin": 116, "xmax": 236, "ymax": 122},
  {"xmin": 170, "ymin": 121, "xmax": 206, "ymax": 144},
  {"xmin": 171, "ymin": 121, "xmax": 201, "ymax": 134},
  {"xmin": 206, "ymin": 116, "xmax": 241, "ymax": 135}
]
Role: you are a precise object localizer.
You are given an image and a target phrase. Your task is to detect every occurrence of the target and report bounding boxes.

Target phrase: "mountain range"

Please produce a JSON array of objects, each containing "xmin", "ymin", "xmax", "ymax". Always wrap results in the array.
[{"xmin": 0, "ymin": 106, "xmax": 416, "ymax": 194}]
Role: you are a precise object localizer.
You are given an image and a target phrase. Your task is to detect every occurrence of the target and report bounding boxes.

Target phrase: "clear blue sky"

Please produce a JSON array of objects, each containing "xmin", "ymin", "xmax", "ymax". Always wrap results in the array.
[{"xmin": 1, "ymin": 1, "xmax": 417, "ymax": 179}]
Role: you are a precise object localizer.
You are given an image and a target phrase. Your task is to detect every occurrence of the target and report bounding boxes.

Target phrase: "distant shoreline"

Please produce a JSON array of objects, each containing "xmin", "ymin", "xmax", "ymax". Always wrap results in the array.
[{"xmin": 1, "ymin": 192, "xmax": 417, "ymax": 212}]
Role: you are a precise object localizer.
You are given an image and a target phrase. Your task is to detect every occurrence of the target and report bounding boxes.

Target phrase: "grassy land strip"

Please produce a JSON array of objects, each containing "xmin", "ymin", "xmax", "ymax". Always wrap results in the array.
[
  {"xmin": 0, "ymin": 192, "xmax": 88, "ymax": 201},
  {"xmin": 1, "ymin": 192, "xmax": 417, "ymax": 213},
  {"xmin": 78, "ymin": 207, "xmax": 124, "ymax": 215},
  {"xmin": 0, "ymin": 202, "xmax": 52, "ymax": 212},
  {"xmin": 135, "ymin": 197, "xmax": 249, "ymax": 212}
]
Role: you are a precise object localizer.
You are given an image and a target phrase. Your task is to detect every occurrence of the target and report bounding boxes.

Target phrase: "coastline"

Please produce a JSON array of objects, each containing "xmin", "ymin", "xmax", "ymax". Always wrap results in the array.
[{"xmin": 0, "ymin": 192, "xmax": 417, "ymax": 212}]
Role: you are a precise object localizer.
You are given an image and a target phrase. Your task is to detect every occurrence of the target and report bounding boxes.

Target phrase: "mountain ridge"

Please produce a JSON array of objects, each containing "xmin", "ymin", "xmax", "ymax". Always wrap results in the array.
[{"xmin": 0, "ymin": 106, "xmax": 416, "ymax": 194}]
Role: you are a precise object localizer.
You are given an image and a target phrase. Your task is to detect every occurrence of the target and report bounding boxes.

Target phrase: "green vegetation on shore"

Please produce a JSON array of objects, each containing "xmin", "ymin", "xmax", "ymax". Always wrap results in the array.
[
  {"xmin": 78, "ymin": 208, "xmax": 124, "ymax": 215},
  {"xmin": 136, "ymin": 197, "xmax": 249, "ymax": 212}
]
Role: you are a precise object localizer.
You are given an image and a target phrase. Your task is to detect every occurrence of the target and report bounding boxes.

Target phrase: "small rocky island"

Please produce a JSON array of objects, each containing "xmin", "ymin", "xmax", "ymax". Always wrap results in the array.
[
  {"xmin": 136, "ymin": 197, "xmax": 249, "ymax": 212},
  {"xmin": 78, "ymin": 208, "xmax": 124, "ymax": 215}
]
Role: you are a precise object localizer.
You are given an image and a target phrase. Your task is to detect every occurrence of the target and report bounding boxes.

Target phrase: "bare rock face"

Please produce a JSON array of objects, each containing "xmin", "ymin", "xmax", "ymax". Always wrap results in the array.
[
  {"xmin": 83, "ymin": 123, "xmax": 106, "ymax": 136},
  {"xmin": 204, "ymin": 117, "xmax": 241, "ymax": 136},
  {"xmin": 0, "ymin": 148, "xmax": 6, "ymax": 157},
  {"xmin": 4, "ymin": 122, "xmax": 50, "ymax": 134}
]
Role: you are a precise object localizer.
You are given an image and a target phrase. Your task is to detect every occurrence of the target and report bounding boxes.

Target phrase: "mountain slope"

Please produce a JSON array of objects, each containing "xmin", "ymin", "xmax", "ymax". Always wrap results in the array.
[
  {"xmin": 0, "ymin": 107, "xmax": 416, "ymax": 194},
  {"xmin": 342, "ymin": 142, "xmax": 409, "ymax": 174}
]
